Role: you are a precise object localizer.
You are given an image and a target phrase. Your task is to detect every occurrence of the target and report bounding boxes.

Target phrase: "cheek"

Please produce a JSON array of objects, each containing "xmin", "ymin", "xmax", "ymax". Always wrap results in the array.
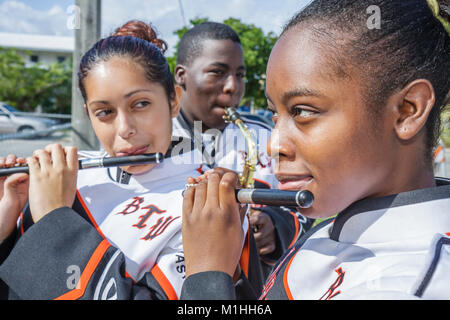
[
  {"xmin": 88, "ymin": 117, "xmax": 112, "ymax": 145},
  {"xmin": 138, "ymin": 111, "xmax": 172, "ymax": 145},
  {"xmin": 306, "ymin": 123, "xmax": 381, "ymax": 217}
]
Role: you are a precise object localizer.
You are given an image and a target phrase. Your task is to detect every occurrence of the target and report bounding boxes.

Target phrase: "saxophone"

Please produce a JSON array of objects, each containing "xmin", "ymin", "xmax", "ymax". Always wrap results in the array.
[{"xmin": 223, "ymin": 107, "xmax": 258, "ymax": 189}]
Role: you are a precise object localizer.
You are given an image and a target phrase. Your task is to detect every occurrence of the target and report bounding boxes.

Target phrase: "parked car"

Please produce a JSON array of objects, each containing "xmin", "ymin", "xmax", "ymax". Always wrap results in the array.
[{"xmin": 0, "ymin": 102, "xmax": 58, "ymax": 135}]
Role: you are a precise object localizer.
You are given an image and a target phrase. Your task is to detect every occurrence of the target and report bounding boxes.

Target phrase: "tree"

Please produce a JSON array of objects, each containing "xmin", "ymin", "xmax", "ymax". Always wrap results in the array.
[
  {"xmin": 0, "ymin": 47, "xmax": 72, "ymax": 114},
  {"xmin": 442, "ymin": 105, "xmax": 450, "ymax": 147},
  {"xmin": 166, "ymin": 17, "xmax": 278, "ymax": 109}
]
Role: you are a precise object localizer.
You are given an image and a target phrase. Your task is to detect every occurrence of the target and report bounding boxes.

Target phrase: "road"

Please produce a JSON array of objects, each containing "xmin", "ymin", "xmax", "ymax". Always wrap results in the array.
[{"xmin": 0, "ymin": 131, "xmax": 73, "ymax": 158}]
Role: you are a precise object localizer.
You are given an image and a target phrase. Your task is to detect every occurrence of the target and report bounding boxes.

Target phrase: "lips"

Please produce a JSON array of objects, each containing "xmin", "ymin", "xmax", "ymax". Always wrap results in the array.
[
  {"xmin": 116, "ymin": 145, "xmax": 149, "ymax": 157},
  {"xmin": 276, "ymin": 174, "xmax": 313, "ymax": 191}
]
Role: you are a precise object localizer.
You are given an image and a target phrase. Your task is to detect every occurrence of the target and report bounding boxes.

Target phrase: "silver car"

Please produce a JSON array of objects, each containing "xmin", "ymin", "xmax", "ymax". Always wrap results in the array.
[{"xmin": 0, "ymin": 102, "xmax": 57, "ymax": 135}]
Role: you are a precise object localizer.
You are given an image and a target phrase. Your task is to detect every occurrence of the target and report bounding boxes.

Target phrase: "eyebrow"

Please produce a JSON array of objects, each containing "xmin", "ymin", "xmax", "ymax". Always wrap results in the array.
[
  {"xmin": 124, "ymin": 89, "xmax": 153, "ymax": 98},
  {"xmin": 209, "ymin": 62, "xmax": 246, "ymax": 71},
  {"xmin": 265, "ymin": 86, "xmax": 324, "ymax": 105},
  {"xmin": 88, "ymin": 89, "xmax": 153, "ymax": 106}
]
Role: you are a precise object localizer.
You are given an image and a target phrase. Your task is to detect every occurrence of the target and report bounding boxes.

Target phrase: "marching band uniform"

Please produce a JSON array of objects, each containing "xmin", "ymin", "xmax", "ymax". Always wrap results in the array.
[
  {"xmin": 0, "ymin": 150, "xmax": 204, "ymax": 300},
  {"xmin": 181, "ymin": 178, "xmax": 450, "ymax": 300}
]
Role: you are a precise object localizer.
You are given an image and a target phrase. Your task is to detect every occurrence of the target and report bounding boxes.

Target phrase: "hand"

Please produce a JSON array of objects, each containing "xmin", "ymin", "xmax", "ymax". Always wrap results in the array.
[
  {"xmin": 0, "ymin": 155, "xmax": 29, "ymax": 243},
  {"xmin": 27, "ymin": 144, "xmax": 78, "ymax": 223},
  {"xmin": 182, "ymin": 171, "xmax": 245, "ymax": 279},
  {"xmin": 248, "ymin": 209, "xmax": 276, "ymax": 255},
  {"xmin": 188, "ymin": 167, "xmax": 248, "ymax": 216}
]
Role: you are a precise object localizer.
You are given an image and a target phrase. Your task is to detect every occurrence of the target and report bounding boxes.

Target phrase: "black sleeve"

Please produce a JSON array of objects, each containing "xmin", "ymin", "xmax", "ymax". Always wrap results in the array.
[
  {"xmin": 259, "ymin": 206, "xmax": 313, "ymax": 264},
  {"xmin": 180, "ymin": 271, "xmax": 236, "ymax": 300},
  {"xmin": 0, "ymin": 227, "xmax": 18, "ymax": 300},
  {"xmin": 0, "ymin": 227, "xmax": 17, "ymax": 265},
  {"xmin": 0, "ymin": 207, "xmax": 173, "ymax": 300}
]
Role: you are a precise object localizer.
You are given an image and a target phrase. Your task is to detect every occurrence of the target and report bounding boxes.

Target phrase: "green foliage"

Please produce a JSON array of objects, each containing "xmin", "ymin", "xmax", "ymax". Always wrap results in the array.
[
  {"xmin": 0, "ymin": 47, "xmax": 72, "ymax": 114},
  {"xmin": 167, "ymin": 17, "xmax": 278, "ymax": 109}
]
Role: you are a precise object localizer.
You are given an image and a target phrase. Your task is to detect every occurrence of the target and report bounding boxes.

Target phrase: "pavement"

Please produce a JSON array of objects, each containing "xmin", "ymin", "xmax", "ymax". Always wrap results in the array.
[{"xmin": 0, "ymin": 130, "xmax": 73, "ymax": 158}]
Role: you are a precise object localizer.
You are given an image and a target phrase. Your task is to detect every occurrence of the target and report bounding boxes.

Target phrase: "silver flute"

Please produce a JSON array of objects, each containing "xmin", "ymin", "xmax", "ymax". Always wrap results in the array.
[
  {"xmin": 183, "ymin": 184, "xmax": 314, "ymax": 208},
  {"xmin": 0, "ymin": 153, "xmax": 164, "ymax": 176}
]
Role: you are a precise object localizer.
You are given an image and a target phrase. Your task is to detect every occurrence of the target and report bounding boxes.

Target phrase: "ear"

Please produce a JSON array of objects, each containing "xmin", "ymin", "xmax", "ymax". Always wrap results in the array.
[
  {"xmin": 393, "ymin": 79, "xmax": 435, "ymax": 141},
  {"xmin": 174, "ymin": 65, "xmax": 187, "ymax": 90},
  {"xmin": 170, "ymin": 85, "xmax": 183, "ymax": 118}
]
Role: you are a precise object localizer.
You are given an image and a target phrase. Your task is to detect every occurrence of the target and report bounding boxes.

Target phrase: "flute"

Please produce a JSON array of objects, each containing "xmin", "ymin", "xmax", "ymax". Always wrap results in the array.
[
  {"xmin": 0, "ymin": 153, "xmax": 164, "ymax": 176},
  {"xmin": 183, "ymin": 185, "xmax": 314, "ymax": 208},
  {"xmin": 236, "ymin": 188, "xmax": 314, "ymax": 208}
]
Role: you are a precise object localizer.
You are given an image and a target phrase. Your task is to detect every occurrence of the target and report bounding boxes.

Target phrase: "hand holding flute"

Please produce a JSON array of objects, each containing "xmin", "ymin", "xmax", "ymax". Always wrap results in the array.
[
  {"xmin": 182, "ymin": 167, "xmax": 315, "ymax": 280},
  {"xmin": 0, "ymin": 154, "xmax": 29, "ymax": 244}
]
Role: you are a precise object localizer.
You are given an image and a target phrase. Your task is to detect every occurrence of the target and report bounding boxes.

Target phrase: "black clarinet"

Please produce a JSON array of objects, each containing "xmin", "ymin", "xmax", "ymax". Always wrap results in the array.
[{"xmin": 0, "ymin": 153, "xmax": 164, "ymax": 176}]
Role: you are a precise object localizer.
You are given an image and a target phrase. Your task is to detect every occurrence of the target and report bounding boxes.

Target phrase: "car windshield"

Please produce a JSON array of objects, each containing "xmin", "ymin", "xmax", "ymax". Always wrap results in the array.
[{"xmin": 2, "ymin": 104, "xmax": 18, "ymax": 112}]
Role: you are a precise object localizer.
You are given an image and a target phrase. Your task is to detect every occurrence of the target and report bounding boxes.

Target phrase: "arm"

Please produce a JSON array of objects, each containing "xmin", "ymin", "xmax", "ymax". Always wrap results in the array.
[
  {"xmin": 0, "ymin": 205, "xmax": 176, "ymax": 300},
  {"xmin": 0, "ymin": 144, "xmax": 176, "ymax": 300}
]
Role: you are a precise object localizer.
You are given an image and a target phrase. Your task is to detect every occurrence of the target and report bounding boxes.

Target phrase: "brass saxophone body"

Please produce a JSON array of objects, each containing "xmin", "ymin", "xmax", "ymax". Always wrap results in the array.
[{"xmin": 223, "ymin": 107, "xmax": 258, "ymax": 189}]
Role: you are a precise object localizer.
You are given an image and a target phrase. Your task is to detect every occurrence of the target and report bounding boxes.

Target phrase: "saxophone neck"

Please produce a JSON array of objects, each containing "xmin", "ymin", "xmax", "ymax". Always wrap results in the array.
[{"xmin": 224, "ymin": 108, "xmax": 258, "ymax": 189}]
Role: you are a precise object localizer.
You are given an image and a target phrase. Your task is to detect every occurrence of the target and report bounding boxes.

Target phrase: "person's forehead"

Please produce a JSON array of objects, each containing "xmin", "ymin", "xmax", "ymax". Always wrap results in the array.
[
  {"xmin": 268, "ymin": 27, "xmax": 352, "ymax": 85},
  {"xmin": 192, "ymin": 38, "xmax": 244, "ymax": 65}
]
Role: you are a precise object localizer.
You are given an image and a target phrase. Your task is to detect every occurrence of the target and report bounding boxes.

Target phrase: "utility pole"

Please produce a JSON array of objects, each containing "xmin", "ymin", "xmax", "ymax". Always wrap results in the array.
[
  {"xmin": 70, "ymin": 0, "xmax": 101, "ymax": 150},
  {"xmin": 178, "ymin": 0, "xmax": 188, "ymax": 27}
]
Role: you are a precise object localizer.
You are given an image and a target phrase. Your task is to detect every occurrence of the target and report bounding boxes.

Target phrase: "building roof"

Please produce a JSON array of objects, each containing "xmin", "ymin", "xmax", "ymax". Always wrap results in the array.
[{"xmin": 0, "ymin": 32, "xmax": 73, "ymax": 53}]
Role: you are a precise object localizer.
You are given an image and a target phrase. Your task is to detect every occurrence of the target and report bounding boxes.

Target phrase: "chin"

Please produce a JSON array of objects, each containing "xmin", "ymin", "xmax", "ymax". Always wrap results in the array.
[
  {"xmin": 298, "ymin": 204, "xmax": 337, "ymax": 220},
  {"xmin": 122, "ymin": 163, "xmax": 157, "ymax": 175}
]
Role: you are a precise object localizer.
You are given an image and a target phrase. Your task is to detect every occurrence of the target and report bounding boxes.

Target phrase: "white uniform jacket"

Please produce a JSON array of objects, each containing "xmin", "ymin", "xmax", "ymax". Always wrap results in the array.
[
  {"xmin": 0, "ymin": 150, "xmax": 204, "ymax": 300},
  {"xmin": 261, "ymin": 178, "xmax": 450, "ymax": 300}
]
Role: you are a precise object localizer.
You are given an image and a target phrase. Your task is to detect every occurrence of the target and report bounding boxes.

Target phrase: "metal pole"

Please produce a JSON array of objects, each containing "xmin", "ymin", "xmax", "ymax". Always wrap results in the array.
[
  {"xmin": 71, "ymin": 0, "xmax": 101, "ymax": 150},
  {"xmin": 178, "ymin": 0, "xmax": 187, "ymax": 27}
]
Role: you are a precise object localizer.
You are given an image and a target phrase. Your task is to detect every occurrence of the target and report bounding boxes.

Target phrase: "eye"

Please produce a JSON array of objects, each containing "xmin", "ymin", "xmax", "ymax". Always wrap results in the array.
[
  {"xmin": 267, "ymin": 108, "xmax": 278, "ymax": 123},
  {"xmin": 134, "ymin": 100, "xmax": 150, "ymax": 109},
  {"xmin": 236, "ymin": 71, "xmax": 246, "ymax": 79},
  {"xmin": 209, "ymin": 69, "xmax": 225, "ymax": 76},
  {"xmin": 291, "ymin": 106, "xmax": 316, "ymax": 119},
  {"xmin": 94, "ymin": 109, "xmax": 113, "ymax": 118}
]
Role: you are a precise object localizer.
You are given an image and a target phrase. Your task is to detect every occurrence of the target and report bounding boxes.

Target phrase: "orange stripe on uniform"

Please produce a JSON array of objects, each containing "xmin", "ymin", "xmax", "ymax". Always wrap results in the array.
[
  {"xmin": 151, "ymin": 264, "xmax": 178, "ymax": 300},
  {"xmin": 55, "ymin": 239, "xmax": 111, "ymax": 300},
  {"xmin": 253, "ymin": 178, "xmax": 271, "ymax": 189},
  {"xmin": 282, "ymin": 251, "xmax": 297, "ymax": 300},
  {"xmin": 76, "ymin": 190, "xmax": 106, "ymax": 238},
  {"xmin": 288, "ymin": 211, "xmax": 300, "ymax": 248},
  {"xmin": 19, "ymin": 212, "xmax": 24, "ymax": 235},
  {"xmin": 239, "ymin": 230, "xmax": 250, "ymax": 278}
]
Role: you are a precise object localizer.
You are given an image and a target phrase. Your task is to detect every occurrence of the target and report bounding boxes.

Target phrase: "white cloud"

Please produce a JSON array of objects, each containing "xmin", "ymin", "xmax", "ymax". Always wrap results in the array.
[
  {"xmin": 0, "ymin": 0, "xmax": 73, "ymax": 36},
  {"xmin": 0, "ymin": 0, "xmax": 311, "ymax": 55}
]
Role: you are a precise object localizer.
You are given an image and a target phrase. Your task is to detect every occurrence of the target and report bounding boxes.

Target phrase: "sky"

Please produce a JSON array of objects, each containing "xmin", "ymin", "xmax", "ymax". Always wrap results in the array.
[{"xmin": 0, "ymin": 0, "xmax": 311, "ymax": 55}]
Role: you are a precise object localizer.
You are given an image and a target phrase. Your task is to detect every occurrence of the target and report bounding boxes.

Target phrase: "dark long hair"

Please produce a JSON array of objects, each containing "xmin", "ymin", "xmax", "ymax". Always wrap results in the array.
[{"xmin": 78, "ymin": 20, "xmax": 175, "ymax": 105}]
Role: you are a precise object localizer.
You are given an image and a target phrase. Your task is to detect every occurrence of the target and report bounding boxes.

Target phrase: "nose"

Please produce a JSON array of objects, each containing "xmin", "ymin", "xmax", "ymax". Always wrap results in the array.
[
  {"xmin": 117, "ymin": 111, "xmax": 137, "ymax": 140},
  {"xmin": 267, "ymin": 121, "xmax": 295, "ymax": 163},
  {"xmin": 223, "ymin": 74, "xmax": 237, "ymax": 95}
]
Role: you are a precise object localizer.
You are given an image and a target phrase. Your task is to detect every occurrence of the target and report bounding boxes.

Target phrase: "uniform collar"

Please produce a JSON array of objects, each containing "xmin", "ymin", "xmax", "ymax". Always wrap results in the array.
[
  {"xmin": 329, "ymin": 178, "xmax": 450, "ymax": 243},
  {"xmin": 110, "ymin": 149, "xmax": 202, "ymax": 186}
]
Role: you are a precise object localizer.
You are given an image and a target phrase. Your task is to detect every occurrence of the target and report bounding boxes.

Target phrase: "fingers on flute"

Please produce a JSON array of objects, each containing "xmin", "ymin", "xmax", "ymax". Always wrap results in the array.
[
  {"xmin": 43, "ymin": 144, "xmax": 78, "ymax": 171},
  {"xmin": 0, "ymin": 154, "xmax": 25, "ymax": 168}
]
